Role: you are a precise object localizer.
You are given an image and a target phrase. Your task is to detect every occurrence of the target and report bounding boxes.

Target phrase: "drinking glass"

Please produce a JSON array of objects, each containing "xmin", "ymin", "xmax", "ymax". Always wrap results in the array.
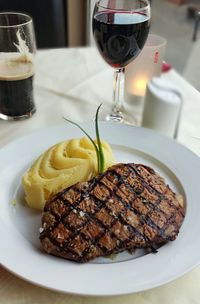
[
  {"xmin": 92, "ymin": 0, "xmax": 151, "ymax": 122},
  {"xmin": 0, "ymin": 12, "xmax": 36, "ymax": 120}
]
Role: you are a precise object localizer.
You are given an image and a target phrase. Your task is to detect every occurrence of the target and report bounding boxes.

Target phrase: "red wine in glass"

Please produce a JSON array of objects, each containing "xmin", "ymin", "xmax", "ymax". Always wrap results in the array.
[
  {"xmin": 93, "ymin": 11, "xmax": 150, "ymax": 68},
  {"xmin": 92, "ymin": 0, "xmax": 150, "ymax": 123}
]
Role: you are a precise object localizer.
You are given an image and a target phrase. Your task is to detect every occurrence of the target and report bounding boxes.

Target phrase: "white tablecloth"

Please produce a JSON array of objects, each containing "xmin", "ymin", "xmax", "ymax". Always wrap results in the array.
[{"xmin": 0, "ymin": 47, "xmax": 200, "ymax": 303}]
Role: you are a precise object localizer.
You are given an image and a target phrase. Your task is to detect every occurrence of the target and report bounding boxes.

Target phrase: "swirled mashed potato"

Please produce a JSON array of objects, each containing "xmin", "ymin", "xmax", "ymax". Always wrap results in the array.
[{"xmin": 22, "ymin": 137, "xmax": 115, "ymax": 210}]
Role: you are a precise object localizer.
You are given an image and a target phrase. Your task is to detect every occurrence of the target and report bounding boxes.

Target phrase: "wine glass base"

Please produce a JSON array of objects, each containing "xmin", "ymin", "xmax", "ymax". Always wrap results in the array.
[{"xmin": 105, "ymin": 112, "xmax": 124, "ymax": 123}]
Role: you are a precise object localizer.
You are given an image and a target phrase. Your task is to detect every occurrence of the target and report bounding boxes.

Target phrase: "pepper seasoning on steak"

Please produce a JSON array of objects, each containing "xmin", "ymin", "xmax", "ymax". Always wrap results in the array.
[{"xmin": 40, "ymin": 163, "xmax": 185, "ymax": 262}]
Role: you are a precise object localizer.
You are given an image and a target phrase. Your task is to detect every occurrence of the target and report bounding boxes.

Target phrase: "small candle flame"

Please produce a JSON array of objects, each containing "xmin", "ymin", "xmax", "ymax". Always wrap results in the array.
[{"xmin": 131, "ymin": 76, "xmax": 148, "ymax": 96}]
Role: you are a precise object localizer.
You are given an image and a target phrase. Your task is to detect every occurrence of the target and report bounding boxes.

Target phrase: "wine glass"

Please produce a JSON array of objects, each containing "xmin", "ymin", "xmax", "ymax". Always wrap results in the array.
[{"xmin": 92, "ymin": 0, "xmax": 151, "ymax": 122}]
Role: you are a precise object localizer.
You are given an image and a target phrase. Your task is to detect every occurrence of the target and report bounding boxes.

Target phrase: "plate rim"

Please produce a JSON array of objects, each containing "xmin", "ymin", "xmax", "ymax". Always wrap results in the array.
[{"xmin": 0, "ymin": 122, "xmax": 200, "ymax": 296}]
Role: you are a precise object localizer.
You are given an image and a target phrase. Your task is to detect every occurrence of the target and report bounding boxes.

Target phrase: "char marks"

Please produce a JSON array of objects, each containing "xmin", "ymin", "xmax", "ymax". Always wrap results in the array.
[{"xmin": 40, "ymin": 163, "xmax": 185, "ymax": 262}]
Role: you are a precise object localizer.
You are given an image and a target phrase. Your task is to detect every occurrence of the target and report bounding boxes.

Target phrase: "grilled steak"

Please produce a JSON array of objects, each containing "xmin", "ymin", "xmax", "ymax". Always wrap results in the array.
[{"xmin": 40, "ymin": 163, "xmax": 185, "ymax": 262}]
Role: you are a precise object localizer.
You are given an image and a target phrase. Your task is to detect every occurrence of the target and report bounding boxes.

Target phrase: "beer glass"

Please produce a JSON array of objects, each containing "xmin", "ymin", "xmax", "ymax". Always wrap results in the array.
[{"xmin": 0, "ymin": 12, "xmax": 36, "ymax": 120}]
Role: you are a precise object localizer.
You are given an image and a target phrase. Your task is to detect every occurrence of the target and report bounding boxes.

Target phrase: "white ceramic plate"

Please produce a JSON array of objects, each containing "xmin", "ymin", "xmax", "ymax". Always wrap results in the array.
[{"xmin": 0, "ymin": 122, "xmax": 200, "ymax": 296}]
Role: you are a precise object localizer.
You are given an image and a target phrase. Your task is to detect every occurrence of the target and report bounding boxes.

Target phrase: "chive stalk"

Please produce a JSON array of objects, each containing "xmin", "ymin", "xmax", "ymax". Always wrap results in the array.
[
  {"xmin": 95, "ymin": 104, "xmax": 105, "ymax": 173},
  {"xmin": 63, "ymin": 104, "xmax": 105, "ymax": 173}
]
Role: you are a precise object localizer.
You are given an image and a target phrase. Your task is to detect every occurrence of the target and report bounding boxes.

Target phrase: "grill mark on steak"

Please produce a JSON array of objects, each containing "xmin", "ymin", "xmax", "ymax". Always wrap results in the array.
[
  {"xmin": 99, "ymin": 166, "xmax": 180, "ymax": 244},
  {"xmin": 41, "ymin": 184, "xmax": 125, "ymax": 259},
  {"xmin": 40, "ymin": 163, "xmax": 185, "ymax": 262},
  {"xmin": 94, "ymin": 175, "xmax": 150, "ymax": 247}
]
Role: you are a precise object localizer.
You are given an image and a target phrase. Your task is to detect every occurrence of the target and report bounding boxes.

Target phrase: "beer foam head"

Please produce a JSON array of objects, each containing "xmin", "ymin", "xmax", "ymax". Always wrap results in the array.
[
  {"xmin": 0, "ymin": 52, "xmax": 34, "ymax": 81},
  {"xmin": 13, "ymin": 29, "xmax": 35, "ymax": 61}
]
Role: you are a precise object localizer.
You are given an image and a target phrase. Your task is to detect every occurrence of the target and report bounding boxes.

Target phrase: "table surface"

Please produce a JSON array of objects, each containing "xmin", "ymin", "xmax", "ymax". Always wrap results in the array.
[{"xmin": 0, "ymin": 47, "xmax": 200, "ymax": 303}]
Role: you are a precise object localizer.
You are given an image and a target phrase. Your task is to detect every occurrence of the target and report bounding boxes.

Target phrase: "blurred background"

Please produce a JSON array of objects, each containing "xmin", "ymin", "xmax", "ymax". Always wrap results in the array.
[{"xmin": 0, "ymin": 0, "xmax": 199, "ymax": 91}]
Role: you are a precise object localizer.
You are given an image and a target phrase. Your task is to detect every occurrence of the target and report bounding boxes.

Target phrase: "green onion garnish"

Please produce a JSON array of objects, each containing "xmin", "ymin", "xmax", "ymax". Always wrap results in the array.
[{"xmin": 63, "ymin": 104, "xmax": 105, "ymax": 174}]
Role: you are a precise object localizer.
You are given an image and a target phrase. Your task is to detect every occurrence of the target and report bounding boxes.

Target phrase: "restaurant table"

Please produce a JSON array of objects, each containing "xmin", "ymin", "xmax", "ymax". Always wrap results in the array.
[{"xmin": 0, "ymin": 47, "xmax": 200, "ymax": 303}]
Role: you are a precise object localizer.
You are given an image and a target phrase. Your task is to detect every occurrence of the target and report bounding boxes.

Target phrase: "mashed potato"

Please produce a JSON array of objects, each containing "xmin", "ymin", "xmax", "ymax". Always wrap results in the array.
[{"xmin": 22, "ymin": 137, "xmax": 115, "ymax": 210}]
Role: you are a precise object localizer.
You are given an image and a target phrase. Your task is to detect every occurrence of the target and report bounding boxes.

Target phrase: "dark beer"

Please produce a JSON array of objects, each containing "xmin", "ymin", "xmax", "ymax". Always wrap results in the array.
[{"xmin": 0, "ymin": 56, "xmax": 35, "ymax": 120}]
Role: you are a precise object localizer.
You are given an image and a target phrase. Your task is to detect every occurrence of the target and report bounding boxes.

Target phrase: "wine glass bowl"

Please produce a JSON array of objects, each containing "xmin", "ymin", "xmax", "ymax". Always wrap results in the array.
[{"xmin": 92, "ymin": 0, "xmax": 150, "ymax": 122}]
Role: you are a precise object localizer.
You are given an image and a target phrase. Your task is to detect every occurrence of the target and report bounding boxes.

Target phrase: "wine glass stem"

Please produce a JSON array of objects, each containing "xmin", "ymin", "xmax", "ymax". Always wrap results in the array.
[{"xmin": 112, "ymin": 68, "xmax": 123, "ymax": 116}]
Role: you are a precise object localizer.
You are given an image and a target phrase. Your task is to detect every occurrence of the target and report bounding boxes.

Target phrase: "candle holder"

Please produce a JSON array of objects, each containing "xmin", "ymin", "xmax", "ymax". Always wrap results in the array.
[{"xmin": 124, "ymin": 34, "xmax": 167, "ymax": 103}]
